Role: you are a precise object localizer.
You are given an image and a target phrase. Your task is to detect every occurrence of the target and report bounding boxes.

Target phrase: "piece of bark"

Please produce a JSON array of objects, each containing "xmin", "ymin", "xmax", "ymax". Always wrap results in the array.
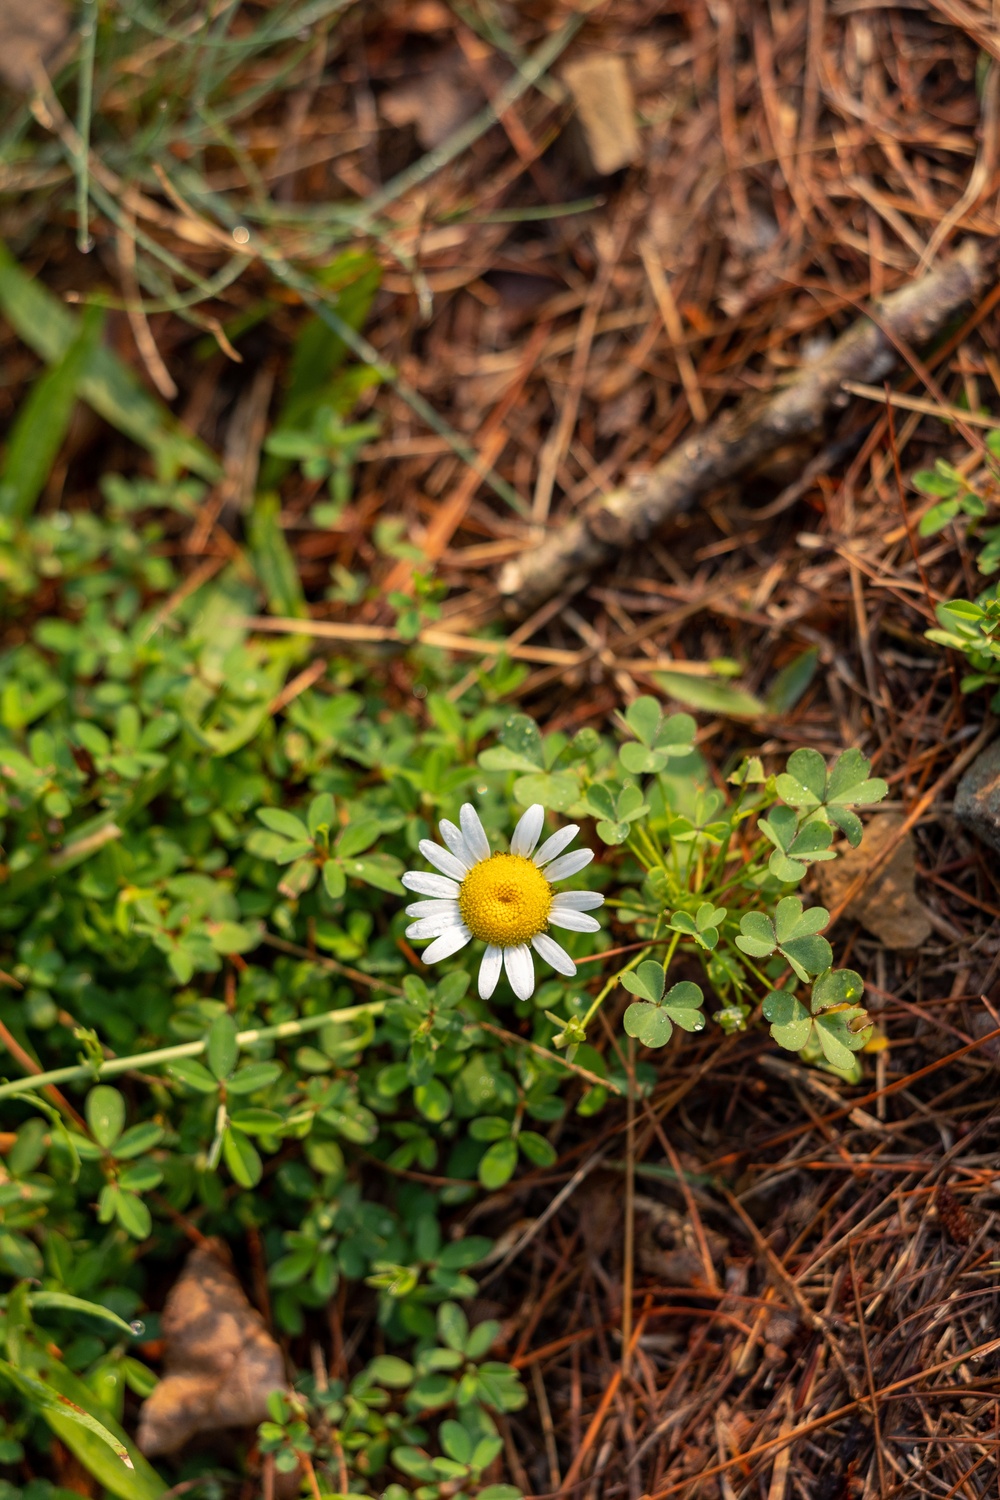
[
  {"xmin": 815, "ymin": 812, "xmax": 931, "ymax": 950},
  {"xmin": 136, "ymin": 1240, "xmax": 286, "ymax": 1457},
  {"xmin": 498, "ymin": 237, "xmax": 996, "ymax": 615},
  {"xmin": 563, "ymin": 54, "xmax": 641, "ymax": 175},
  {"xmin": 954, "ymin": 738, "xmax": 1000, "ymax": 854}
]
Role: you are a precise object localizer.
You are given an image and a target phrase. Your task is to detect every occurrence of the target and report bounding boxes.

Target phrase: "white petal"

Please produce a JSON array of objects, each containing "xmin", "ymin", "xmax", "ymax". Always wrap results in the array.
[
  {"xmin": 510, "ymin": 804, "xmax": 545, "ymax": 857},
  {"xmin": 543, "ymin": 848, "xmax": 594, "ymax": 882},
  {"xmin": 533, "ymin": 826, "xmax": 579, "ymax": 867},
  {"xmin": 503, "ymin": 943, "xmax": 535, "ymax": 1000},
  {"xmin": 402, "ymin": 871, "xmax": 461, "ymax": 899},
  {"xmin": 548, "ymin": 908, "xmax": 601, "ymax": 933},
  {"xmin": 460, "ymin": 803, "xmax": 491, "ymax": 863},
  {"xmin": 551, "ymin": 890, "xmax": 604, "ymax": 911},
  {"xmin": 405, "ymin": 899, "xmax": 462, "ymax": 920},
  {"xmin": 418, "ymin": 839, "xmax": 469, "ymax": 881},
  {"xmin": 421, "ymin": 925, "xmax": 472, "ymax": 964},
  {"xmin": 478, "ymin": 945, "xmax": 503, "ymax": 999},
  {"xmin": 438, "ymin": 819, "xmax": 473, "ymax": 869},
  {"xmin": 532, "ymin": 931, "xmax": 576, "ymax": 977},
  {"xmin": 406, "ymin": 914, "xmax": 464, "ymax": 940}
]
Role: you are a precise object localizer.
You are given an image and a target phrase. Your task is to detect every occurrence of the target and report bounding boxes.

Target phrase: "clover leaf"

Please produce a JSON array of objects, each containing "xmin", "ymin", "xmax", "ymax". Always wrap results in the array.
[
  {"xmin": 762, "ymin": 989, "xmax": 812, "ymax": 1051},
  {"xmin": 617, "ymin": 697, "xmax": 696, "ymax": 774},
  {"xmin": 735, "ymin": 897, "xmax": 832, "ymax": 982},
  {"xmin": 775, "ymin": 747, "xmax": 888, "ymax": 847},
  {"xmin": 621, "ymin": 962, "xmax": 704, "ymax": 1048}
]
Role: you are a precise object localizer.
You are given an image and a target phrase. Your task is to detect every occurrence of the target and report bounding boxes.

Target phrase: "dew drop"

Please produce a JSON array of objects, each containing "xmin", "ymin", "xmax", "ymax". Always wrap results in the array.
[{"xmin": 129, "ymin": 1319, "xmax": 145, "ymax": 1337}]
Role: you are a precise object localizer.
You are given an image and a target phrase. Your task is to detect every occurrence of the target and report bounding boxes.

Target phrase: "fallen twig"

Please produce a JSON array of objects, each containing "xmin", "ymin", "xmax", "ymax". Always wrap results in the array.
[{"xmin": 498, "ymin": 238, "xmax": 997, "ymax": 615}]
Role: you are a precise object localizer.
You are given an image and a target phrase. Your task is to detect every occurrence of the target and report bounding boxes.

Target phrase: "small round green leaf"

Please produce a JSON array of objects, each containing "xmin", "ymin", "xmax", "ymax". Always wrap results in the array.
[{"xmin": 85, "ymin": 1086, "xmax": 125, "ymax": 1150}]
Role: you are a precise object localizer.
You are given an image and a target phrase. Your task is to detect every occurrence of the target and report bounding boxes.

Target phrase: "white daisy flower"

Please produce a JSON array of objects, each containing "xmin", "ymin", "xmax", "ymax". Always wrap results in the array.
[{"xmin": 401, "ymin": 802, "xmax": 604, "ymax": 1001}]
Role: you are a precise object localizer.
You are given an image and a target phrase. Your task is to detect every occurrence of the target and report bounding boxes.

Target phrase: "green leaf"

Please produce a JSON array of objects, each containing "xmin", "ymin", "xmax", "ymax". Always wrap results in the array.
[
  {"xmin": 85, "ymin": 1085, "xmax": 125, "ymax": 1150},
  {"xmin": 811, "ymin": 967, "xmax": 865, "ymax": 1011},
  {"xmin": 623, "ymin": 1002, "xmax": 673, "ymax": 1048},
  {"xmin": 166, "ymin": 1058, "xmax": 219, "ymax": 1094},
  {"xmin": 414, "ymin": 1079, "xmax": 452, "ymax": 1123},
  {"xmin": 497, "ymin": 713, "xmax": 544, "ymax": 767},
  {"xmin": 335, "ymin": 817, "xmax": 381, "ymax": 858},
  {"xmin": 735, "ymin": 912, "xmax": 775, "ymax": 958},
  {"xmin": 207, "ymin": 1013, "xmax": 239, "ymax": 1081},
  {"xmin": 518, "ymin": 1131, "xmax": 557, "ymax": 1167},
  {"xmin": 814, "ymin": 1009, "xmax": 871, "ymax": 1069},
  {"xmin": 227, "ymin": 1061, "xmax": 283, "ymax": 1096},
  {"xmin": 366, "ymin": 1355, "xmax": 414, "ymax": 1389},
  {"xmin": 620, "ymin": 960, "xmax": 666, "ymax": 1004},
  {"xmin": 229, "ymin": 1108, "xmax": 284, "ymax": 1136},
  {"xmin": 778, "ymin": 748, "xmax": 827, "ymax": 805},
  {"xmin": 26, "ymin": 1294, "xmax": 137, "ymax": 1340},
  {"xmin": 323, "ymin": 859, "xmax": 347, "ymax": 899},
  {"xmin": 306, "ymin": 791, "xmax": 336, "ymax": 838},
  {"xmin": 781, "ymin": 934, "xmax": 834, "ymax": 981},
  {"xmin": 762, "ymin": 990, "xmax": 812, "ymax": 1050},
  {"xmin": 440, "ymin": 1419, "xmax": 473, "ymax": 1464},
  {"xmin": 623, "ymin": 696, "xmax": 662, "ymax": 746},
  {"xmin": 0, "ymin": 1360, "xmax": 143, "ymax": 1490},
  {"xmin": 478, "ymin": 1137, "xmax": 518, "ymax": 1189},
  {"xmin": 827, "ymin": 804, "xmax": 863, "ymax": 847},
  {"xmin": 248, "ymin": 492, "xmax": 307, "ymax": 619},
  {"xmin": 257, "ymin": 808, "xmax": 311, "ymax": 840},
  {"xmin": 825, "ymin": 748, "xmax": 888, "ymax": 806},
  {"xmin": 766, "ymin": 649, "xmax": 820, "ymax": 715},
  {"xmin": 114, "ymin": 1190, "xmax": 152, "ymax": 1241},
  {"xmin": 19, "ymin": 1354, "xmax": 165, "ymax": 1500},
  {"xmin": 918, "ymin": 497, "xmax": 962, "ymax": 535},
  {"xmin": 597, "ymin": 818, "xmax": 631, "ymax": 845},
  {"xmin": 112, "ymin": 1122, "xmax": 164, "ymax": 1159},
  {"xmin": 208, "ymin": 921, "xmax": 260, "ymax": 955},
  {"xmin": 653, "ymin": 670, "xmax": 765, "ymax": 719},
  {"xmin": 222, "ymin": 1126, "xmax": 263, "ymax": 1188},
  {"xmin": 344, "ymin": 854, "xmax": 404, "ymax": 894},
  {"xmin": 773, "ymin": 897, "xmax": 828, "ymax": 944},
  {"xmin": 661, "ymin": 981, "xmax": 705, "ymax": 1031},
  {"xmin": 0, "ymin": 307, "xmax": 104, "ymax": 520},
  {"xmin": 513, "ymin": 771, "xmax": 579, "ymax": 811},
  {"xmin": 438, "ymin": 1301, "xmax": 469, "ymax": 1352}
]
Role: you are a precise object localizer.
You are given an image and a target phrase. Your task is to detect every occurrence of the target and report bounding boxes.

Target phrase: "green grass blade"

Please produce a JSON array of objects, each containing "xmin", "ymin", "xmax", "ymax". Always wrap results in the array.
[
  {"xmin": 0, "ymin": 306, "xmax": 103, "ymax": 519},
  {"xmin": 249, "ymin": 492, "xmax": 308, "ymax": 618},
  {"xmin": 0, "ymin": 240, "xmax": 220, "ymax": 480}
]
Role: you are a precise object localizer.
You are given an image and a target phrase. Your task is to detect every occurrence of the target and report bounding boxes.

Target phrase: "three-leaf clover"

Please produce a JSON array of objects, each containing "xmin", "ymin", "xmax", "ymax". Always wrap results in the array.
[
  {"xmin": 763, "ymin": 968, "xmax": 871, "ymax": 1066},
  {"xmin": 586, "ymin": 781, "xmax": 650, "ymax": 844},
  {"xmin": 758, "ymin": 804, "xmax": 834, "ymax": 881},
  {"xmin": 477, "ymin": 713, "xmax": 580, "ymax": 811},
  {"xmin": 775, "ymin": 748, "xmax": 888, "ymax": 847},
  {"xmin": 621, "ymin": 961, "xmax": 705, "ymax": 1048},
  {"xmin": 667, "ymin": 902, "xmax": 727, "ymax": 951},
  {"xmin": 616, "ymin": 697, "xmax": 696, "ymax": 774},
  {"xmin": 735, "ymin": 896, "xmax": 833, "ymax": 982}
]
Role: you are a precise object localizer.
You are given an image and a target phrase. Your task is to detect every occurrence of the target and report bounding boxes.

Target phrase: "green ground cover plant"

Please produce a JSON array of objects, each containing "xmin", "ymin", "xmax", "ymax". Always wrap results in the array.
[{"xmin": 0, "ymin": 454, "xmax": 889, "ymax": 1495}]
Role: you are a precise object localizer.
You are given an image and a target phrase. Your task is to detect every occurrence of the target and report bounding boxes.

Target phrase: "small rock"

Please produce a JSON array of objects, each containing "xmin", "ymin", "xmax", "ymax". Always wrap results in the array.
[
  {"xmin": 955, "ymin": 739, "xmax": 1000, "ymax": 855},
  {"xmin": 815, "ymin": 811, "xmax": 932, "ymax": 950},
  {"xmin": 563, "ymin": 54, "xmax": 641, "ymax": 176}
]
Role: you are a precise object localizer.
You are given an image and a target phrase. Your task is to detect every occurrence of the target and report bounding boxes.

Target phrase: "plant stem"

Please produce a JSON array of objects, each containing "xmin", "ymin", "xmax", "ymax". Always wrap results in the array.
[{"xmin": 0, "ymin": 1001, "xmax": 387, "ymax": 1102}]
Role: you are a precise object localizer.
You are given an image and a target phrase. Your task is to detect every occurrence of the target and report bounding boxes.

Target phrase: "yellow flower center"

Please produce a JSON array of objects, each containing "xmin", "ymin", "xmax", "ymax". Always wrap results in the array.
[{"xmin": 458, "ymin": 853, "xmax": 552, "ymax": 948}]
